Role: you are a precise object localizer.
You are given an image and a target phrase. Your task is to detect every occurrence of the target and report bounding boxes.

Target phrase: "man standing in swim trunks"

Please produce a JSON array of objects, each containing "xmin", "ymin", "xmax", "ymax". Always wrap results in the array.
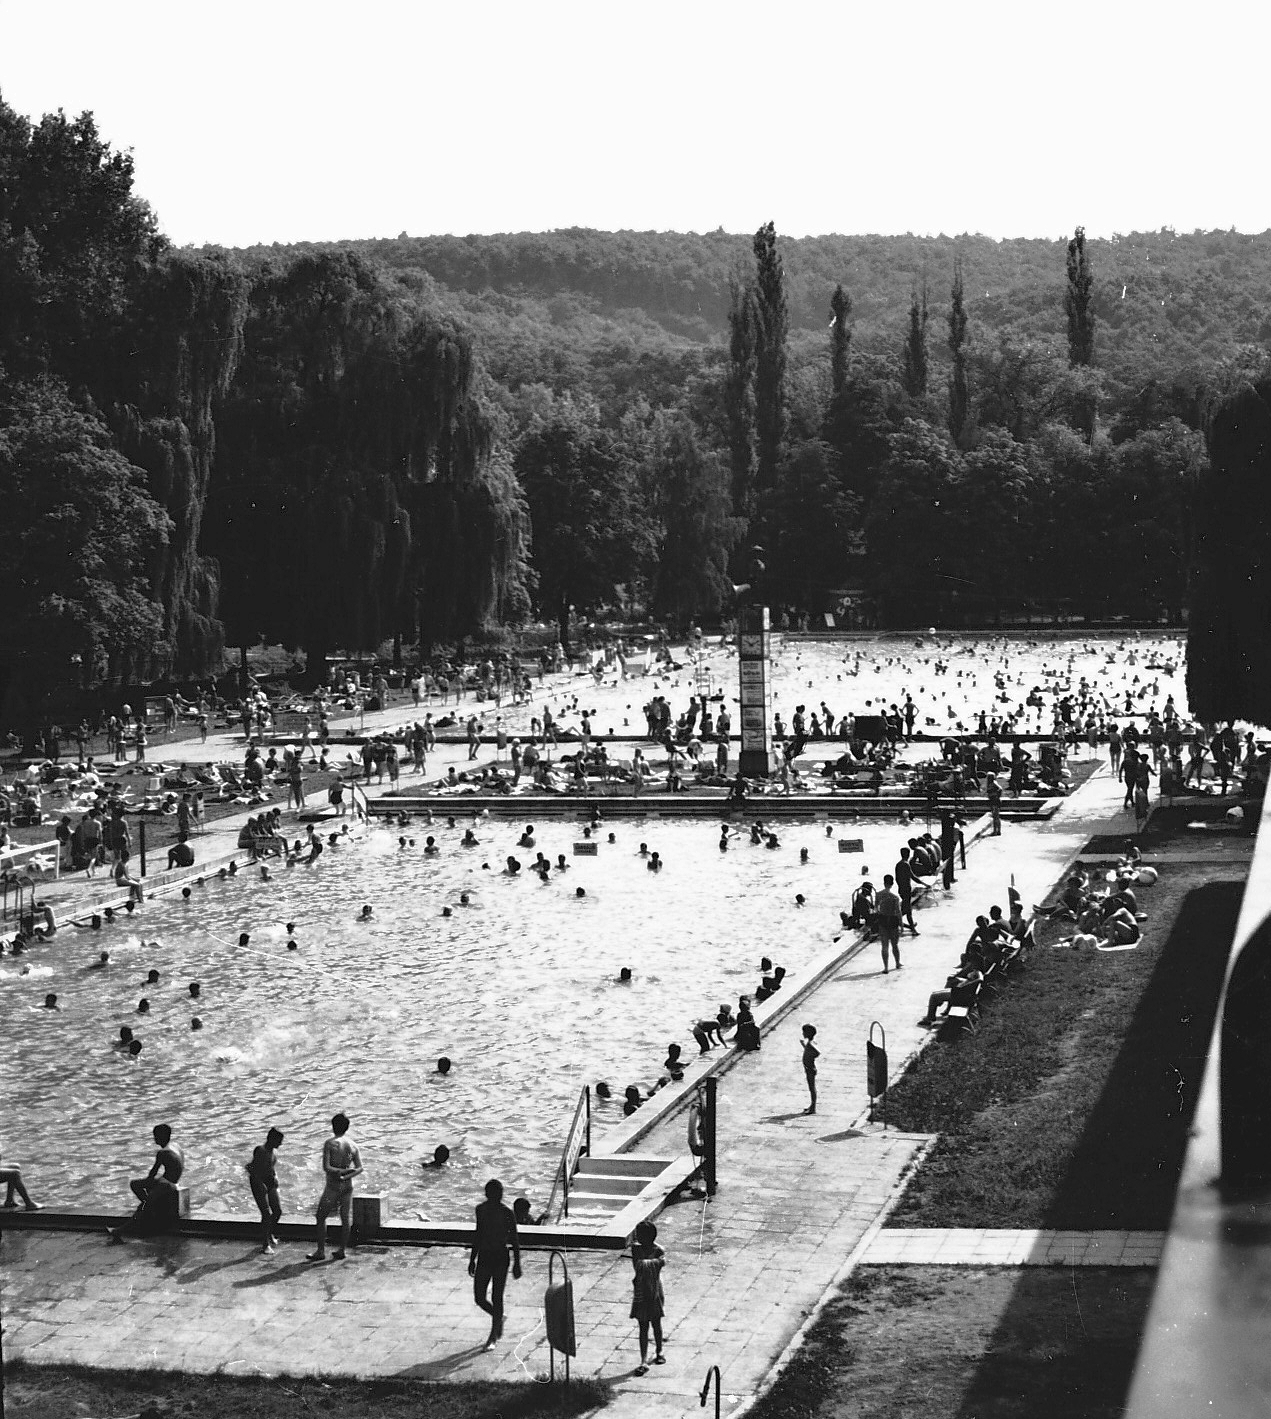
[
  {"xmin": 307, "ymin": 1113, "xmax": 362, "ymax": 1262},
  {"xmin": 469, "ymin": 1178, "xmax": 522, "ymax": 1347}
]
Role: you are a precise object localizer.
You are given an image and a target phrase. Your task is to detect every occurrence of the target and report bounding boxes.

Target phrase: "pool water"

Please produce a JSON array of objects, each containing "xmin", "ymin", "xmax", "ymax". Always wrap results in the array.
[
  {"xmin": 2, "ymin": 816, "xmax": 889, "ymax": 1221},
  {"xmin": 706, "ymin": 632, "xmax": 1191, "ymax": 737}
]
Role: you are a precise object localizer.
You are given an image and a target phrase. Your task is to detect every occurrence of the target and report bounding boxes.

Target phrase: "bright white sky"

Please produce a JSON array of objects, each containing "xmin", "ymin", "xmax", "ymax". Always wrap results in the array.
[{"xmin": 2, "ymin": 0, "xmax": 1266, "ymax": 248}]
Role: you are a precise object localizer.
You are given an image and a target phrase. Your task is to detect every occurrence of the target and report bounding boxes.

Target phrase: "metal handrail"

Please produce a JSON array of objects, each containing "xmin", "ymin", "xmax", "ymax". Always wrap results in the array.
[
  {"xmin": 700, "ymin": 1364, "xmax": 722, "ymax": 1417},
  {"xmin": 544, "ymin": 1084, "xmax": 591, "ymax": 1222}
]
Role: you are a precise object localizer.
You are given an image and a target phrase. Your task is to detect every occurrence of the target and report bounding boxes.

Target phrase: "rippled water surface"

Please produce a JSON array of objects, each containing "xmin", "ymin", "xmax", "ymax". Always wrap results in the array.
[{"xmin": 2, "ymin": 817, "xmax": 887, "ymax": 1220}]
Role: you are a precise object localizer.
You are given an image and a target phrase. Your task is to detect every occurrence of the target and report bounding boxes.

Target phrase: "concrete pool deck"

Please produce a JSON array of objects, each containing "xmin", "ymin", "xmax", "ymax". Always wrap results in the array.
[{"xmin": 2, "ymin": 762, "xmax": 1159, "ymax": 1416}]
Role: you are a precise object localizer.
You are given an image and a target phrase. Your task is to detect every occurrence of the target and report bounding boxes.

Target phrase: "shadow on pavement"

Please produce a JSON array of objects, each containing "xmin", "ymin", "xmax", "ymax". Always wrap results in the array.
[{"xmin": 392, "ymin": 1341, "xmax": 493, "ymax": 1379}]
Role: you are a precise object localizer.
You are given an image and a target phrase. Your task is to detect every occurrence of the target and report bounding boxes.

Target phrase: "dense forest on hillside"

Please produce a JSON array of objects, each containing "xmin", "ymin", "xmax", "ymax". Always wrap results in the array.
[
  {"xmin": 259, "ymin": 226, "xmax": 1271, "ymax": 416},
  {"xmin": 3, "ymin": 94, "xmax": 1271, "ymax": 726}
]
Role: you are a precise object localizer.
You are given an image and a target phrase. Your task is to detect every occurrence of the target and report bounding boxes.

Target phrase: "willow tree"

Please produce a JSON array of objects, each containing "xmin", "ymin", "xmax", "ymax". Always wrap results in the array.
[
  {"xmin": 0, "ymin": 99, "xmax": 249, "ymax": 682},
  {"xmin": 206, "ymin": 250, "xmax": 527, "ymax": 679},
  {"xmin": 105, "ymin": 252, "xmax": 249, "ymax": 679}
]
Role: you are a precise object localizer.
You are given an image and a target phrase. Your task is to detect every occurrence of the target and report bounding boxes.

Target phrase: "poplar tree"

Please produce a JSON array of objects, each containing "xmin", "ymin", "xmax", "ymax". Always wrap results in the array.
[
  {"xmin": 725, "ymin": 275, "xmax": 757, "ymax": 517},
  {"xmin": 948, "ymin": 260, "xmax": 970, "ymax": 443},
  {"xmin": 829, "ymin": 283, "xmax": 853, "ymax": 397},
  {"xmin": 1065, "ymin": 226, "xmax": 1096, "ymax": 367},
  {"xmin": 1065, "ymin": 227, "xmax": 1098, "ymax": 441},
  {"xmin": 751, "ymin": 221, "xmax": 789, "ymax": 502},
  {"xmin": 902, "ymin": 284, "xmax": 929, "ymax": 397}
]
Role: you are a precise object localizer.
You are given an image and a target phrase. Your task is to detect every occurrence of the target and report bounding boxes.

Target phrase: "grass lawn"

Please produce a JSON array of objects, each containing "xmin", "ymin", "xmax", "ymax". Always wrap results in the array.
[
  {"xmin": 883, "ymin": 856, "xmax": 1247, "ymax": 1228},
  {"xmin": 1, "ymin": 1363, "xmax": 608, "ymax": 1419},
  {"xmin": 746, "ymin": 1266, "xmax": 1154, "ymax": 1419}
]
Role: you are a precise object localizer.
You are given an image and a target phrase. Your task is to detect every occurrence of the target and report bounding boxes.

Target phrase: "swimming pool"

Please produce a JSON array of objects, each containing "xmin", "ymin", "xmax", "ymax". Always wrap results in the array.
[{"xmin": 2, "ymin": 815, "xmax": 891, "ymax": 1221}]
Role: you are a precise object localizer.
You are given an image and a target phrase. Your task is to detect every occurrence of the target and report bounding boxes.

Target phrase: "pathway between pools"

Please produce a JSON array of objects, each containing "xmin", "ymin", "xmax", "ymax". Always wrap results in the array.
[{"xmin": 2, "ymin": 764, "xmax": 1138, "ymax": 1417}]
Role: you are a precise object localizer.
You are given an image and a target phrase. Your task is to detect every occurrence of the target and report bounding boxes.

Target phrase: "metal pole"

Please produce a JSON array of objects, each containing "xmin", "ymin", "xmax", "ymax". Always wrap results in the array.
[
  {"xmin": 139, "ymin": 822, "xmax": 146, "ymax": 878},
  {"xmin": 704, "ymin": 1076, "xmax": 718, "ymax": 1196}
]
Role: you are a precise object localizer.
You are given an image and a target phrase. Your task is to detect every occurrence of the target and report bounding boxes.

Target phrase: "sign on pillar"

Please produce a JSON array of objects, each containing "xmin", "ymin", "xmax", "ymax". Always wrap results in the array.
[{"xmin": 738, "ymin": 606, "xmax": 773, "ymax": 778}]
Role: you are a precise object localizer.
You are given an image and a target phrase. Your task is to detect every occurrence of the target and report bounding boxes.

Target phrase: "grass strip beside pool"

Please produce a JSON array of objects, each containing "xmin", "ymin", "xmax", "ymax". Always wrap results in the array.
[
  {"xmin": 1, "ymin": 1363, "xmax": 609, "ymax": 1419},
  {"xmin": 883, "ymin": 860, "xmax": 1246, "ymax": 1229},
  {"xmin": 746, "ymin": 1266, "xmax": 1154, "ymax": 1419}
]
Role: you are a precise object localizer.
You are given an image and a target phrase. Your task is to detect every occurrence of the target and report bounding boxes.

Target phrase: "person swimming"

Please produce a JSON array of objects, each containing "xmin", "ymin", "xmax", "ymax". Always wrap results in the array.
[
  {"xmin": 503, "ymin": 856, "xmax": 521, "ymax": 876},
  {"xmin": 556, "ymin": 854, "xmax": 569, "ymax": 871},
  {"xmin": 191, "ymin": 1016, "xmax": 203, "ymax": 1030},
  {"xmin": 358, "ymin": 905, "xmax": 374, "ymax": 920},
  {"xmin": 518, "ymin": 825, "xmax": 536, "ymax": 847},
  {"xmin": 114, "ymin": 1026, "xmax": 134, "ymax": 1049},
  {"xmin": 623, "ymin": 1085, "xmax": 644, "ymax": 1116},
  {"xmin": 459, "ymin": 892, "xmax": 471, "ymax": 906},
  {"xmin": 137, "ymin": 998, "xmax": 150, "ymax": 1014},
  {"xmin": 462, "ymin": 829, "xmax": 479, "ymax": 846},
  {"xmin": 89, "ymin": 951, "xmax": 110, "ymax": 969},
  {"xmin": 437, "ymin": 1057, "xmax": 452, "ymax": 1074},
  {"xmin": 189, "ymin": 982, "xmax": 201, "ymax": 998},
  {"xmin": 575, "ymin": 886, "xmax": 586, "ymax": 898},
  {"xmin": 146, "ymin": 969, "xmax": 160, "ymax": 985},
  {"xmin": 424, "ymin": 837, "xmax": 439, "ymax": 855},
  {"xmin": 238, "ymin": 933, "xmax": 251, "ymax": 947},
  {"xmin": 42, "ymin": 993, "xmax": 59, "ymax": 1010},
  {"xmin": 637, "ymin": 843, "xmax": 649, "ymax": 857},
  {"xmin": 647, "ymin": 852, "xmax": 662, "ymax": 871},
  {"xmin": 423, "ymin": 1144, "xmax": 450, "ymax": 1168},
  {"xmin": 618, "ymin": 966, "xmax": 632, "ymax": 983}
]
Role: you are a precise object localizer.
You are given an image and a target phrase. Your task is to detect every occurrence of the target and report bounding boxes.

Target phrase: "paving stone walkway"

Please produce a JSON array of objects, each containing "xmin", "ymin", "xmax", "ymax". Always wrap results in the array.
[
  {"xmin": 862, "ymin": 1228, "xmax": 1166, "ymax": 1266},
  {"xmin": 3, "ymin": 756, "xmax": 1149, "ymax": 1417}
]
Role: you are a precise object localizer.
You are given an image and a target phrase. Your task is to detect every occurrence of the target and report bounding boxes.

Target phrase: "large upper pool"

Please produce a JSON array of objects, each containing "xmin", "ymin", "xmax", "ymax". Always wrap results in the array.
[{"xmin": 2, "ymin": 814, "xmax": 890, "ymax": 1221}]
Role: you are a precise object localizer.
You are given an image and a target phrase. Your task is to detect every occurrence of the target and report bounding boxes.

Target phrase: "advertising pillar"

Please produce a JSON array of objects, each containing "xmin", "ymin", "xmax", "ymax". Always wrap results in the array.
[{"xmin": 738, "ymin": 605, "xmax": 773, "ymax": 778}]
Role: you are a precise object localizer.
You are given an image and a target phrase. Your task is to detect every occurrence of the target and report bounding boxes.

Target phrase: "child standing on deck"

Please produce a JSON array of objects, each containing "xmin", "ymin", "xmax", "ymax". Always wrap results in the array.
[
  {"xmin": 802, "ymin": 1024, "xmax": 821, "ymax": 1115},
  {"xmin": 630, "ymin": 1220, "xmax": 666, "ymax": 1374}
]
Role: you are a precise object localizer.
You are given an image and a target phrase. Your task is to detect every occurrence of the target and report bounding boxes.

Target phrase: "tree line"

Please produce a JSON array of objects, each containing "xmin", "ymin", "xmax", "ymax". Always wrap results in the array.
[{"xmin": 2, "ymin": 98, "xmax": 1267, "ymax": 723}]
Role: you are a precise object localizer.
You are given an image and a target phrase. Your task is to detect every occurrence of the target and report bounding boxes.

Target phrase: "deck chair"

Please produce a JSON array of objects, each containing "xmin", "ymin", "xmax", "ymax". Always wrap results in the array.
[{"xmin": 940, "ymin": 978, "xmax": 982, "ymax": 1038}]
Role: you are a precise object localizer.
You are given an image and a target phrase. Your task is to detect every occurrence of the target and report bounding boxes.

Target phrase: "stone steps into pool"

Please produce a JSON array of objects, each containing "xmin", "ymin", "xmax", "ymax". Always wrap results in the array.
[{"xmin": 562, "ymin": 1155, "xmax": 680, "ymax": 1215}]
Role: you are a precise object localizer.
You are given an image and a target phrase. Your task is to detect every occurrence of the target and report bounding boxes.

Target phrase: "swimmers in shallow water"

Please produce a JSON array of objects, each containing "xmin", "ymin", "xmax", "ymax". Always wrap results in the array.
[
  {"xmin": 462, "ymin": 829, "xmax": 479, "ymax": 846},
  {"xmin": 358, "ymin": 905, "xmax": 374, "ymax": 921},
  {"xmin": 647, "ymin": 852, "xmax": 662, "ymax": 872},
  {"xmin": 503, "ymin": 857, "xmax": 521, "ymax": 877},
  {"xmin": 424, "ymin": 837, "xmax": 439, "ymax": 855},
  {"xmin": 556, "ymin": 854, "xmax": 569, "ymax": 871}
]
